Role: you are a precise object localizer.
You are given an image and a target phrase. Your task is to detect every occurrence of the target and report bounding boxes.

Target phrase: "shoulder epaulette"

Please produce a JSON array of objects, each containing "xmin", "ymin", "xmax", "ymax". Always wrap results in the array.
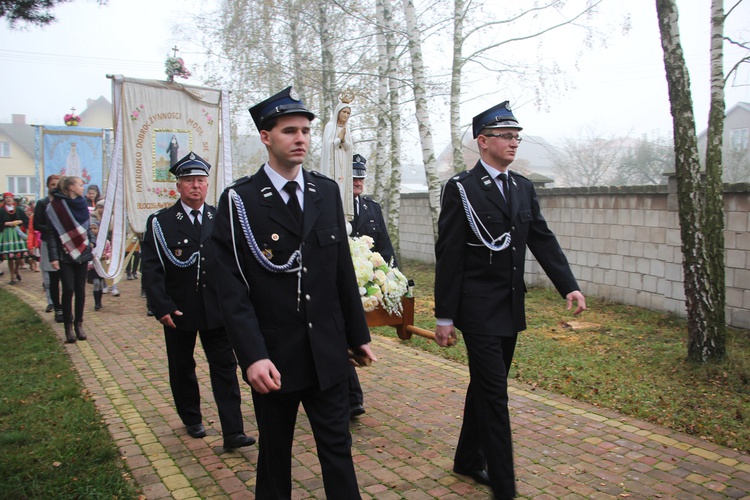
[
  {"xmin": 449, "ymin": 170, "xmax": 472, "ymax": 183},
  {"xmin": 309, "ymin": 170, "xmax": 334, "ymax": 182},
  {"xmin": 227, "ymin": 174, "xmax": 254, "ymax": 189}
]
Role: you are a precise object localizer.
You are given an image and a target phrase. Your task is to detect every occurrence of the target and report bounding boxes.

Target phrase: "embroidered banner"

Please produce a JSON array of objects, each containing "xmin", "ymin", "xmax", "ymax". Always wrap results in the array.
[
  {"xmin": 37, "ymin": 126, "xmax": 106, "ymax": 195},
  {"xmin": 116, "ymin": 77, "xmax": 227, "ymax": 232}
]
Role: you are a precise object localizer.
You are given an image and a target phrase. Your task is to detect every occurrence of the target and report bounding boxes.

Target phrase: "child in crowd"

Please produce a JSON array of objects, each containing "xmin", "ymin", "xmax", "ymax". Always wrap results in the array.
[{"xmin": 88, "ymin": 221, "xmax": 111, "ymax": 310}]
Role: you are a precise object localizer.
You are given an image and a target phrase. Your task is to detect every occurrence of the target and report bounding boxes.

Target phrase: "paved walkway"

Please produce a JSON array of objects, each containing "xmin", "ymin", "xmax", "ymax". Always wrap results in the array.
[{"xmin": 7, "ymin": 269, "xmax": 750, "ymax": 499}]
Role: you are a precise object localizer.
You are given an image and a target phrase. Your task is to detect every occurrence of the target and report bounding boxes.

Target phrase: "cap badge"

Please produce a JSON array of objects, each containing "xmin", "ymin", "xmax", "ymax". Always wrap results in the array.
[
  {"xmin": 262, "ymin": 248, "xmax": 274, "ymax": 260},
  {"xmin": 504, "ymin": 102, "xmax": 512, "ymax": 112},
  {"xmin": 289, "ymin": 88, "xmax": 300, "ymax": 101}
]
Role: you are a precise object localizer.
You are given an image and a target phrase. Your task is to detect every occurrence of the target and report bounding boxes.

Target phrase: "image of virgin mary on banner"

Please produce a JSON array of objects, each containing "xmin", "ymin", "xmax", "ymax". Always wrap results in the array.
[{"xmin": 35, "ymin": 126, "xmax": 106, "ymax": 197}]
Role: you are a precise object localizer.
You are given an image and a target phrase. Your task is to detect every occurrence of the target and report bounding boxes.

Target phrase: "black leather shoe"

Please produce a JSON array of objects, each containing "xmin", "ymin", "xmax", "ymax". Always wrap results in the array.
[
  {"xmin": 146, "ymin": 309, "xmax": 154, "ymax": 317},
  {"xmin": 186, "ymin": 423, "xmax": 206, "ymax": 438},
  {"xmin": 54, "ymin": 309, "xmax": 64, "ymax": 323},
  {"xmin": 454, "ymin": 467, "xmax": 491, "ymax": 486},
  {"xmin": 350, "ymin": 403, "xmax": 365, "ymax": 419},
  {"xmin": 223, "ymin": 433, "xmax": 256, "ymax": 449},
  {"xmin": 45, "ymin": 304, "xmax": 54, "ymax": 313}
]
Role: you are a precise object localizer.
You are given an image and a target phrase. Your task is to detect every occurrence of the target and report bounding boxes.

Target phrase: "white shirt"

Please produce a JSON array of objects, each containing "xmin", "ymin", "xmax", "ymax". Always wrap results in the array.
[
  {"xmin": 181, "ymin": 201, "xmax": 204, "ymax": 225},
  {"xmin": 264, "ymin": 164, "xmax": 305, "ymax": 210}
]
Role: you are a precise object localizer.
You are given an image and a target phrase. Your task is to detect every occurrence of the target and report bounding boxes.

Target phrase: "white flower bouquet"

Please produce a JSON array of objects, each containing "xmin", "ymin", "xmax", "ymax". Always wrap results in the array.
[{"xmin": 349, "ymin": 235, "xmax": 410, "ymax": 316}]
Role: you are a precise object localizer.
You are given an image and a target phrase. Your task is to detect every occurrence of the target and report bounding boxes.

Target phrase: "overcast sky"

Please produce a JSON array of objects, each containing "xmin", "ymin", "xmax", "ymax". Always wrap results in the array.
[{"xmin": 1, "ymin": 0, "xmax": 748, "ymax": 149}]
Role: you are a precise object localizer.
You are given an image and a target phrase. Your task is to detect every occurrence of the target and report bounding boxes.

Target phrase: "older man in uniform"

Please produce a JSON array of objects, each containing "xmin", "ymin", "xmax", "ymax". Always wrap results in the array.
[
  {"xmin": 350, "ymin": 153, "xmax": 397, "ymax": 267},
  {"xmin": 434, "ymin": 101, "xmax": 586, "ymax": 499},
  {"xmin": 141, "ymin": 152, "xmax": 255, "ymax": 450},
  {"xmin": 347, "ymin": 153, "xmax": 397, "ymax": 418},
  {"xmin": 211, "ymin": 87, "xmax": 376, "ymax": 499}
]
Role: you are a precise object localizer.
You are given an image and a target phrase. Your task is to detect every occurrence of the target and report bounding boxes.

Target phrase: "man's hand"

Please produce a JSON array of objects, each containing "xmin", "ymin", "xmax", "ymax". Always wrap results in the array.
[
  {"xmin": 350, "ymin": 343, "xmax": 377, "ymax": 367},
  {"xmin": 246, "ymin": 359, "xmax": 282, "ymax": 394},
  {"xmin": 159, "ymin": 310, "xmax": 182, "ymax": 329},
  {"xmin": 435, "ymin": 324, "xmax": 457, "ymax": 347},
  {"xmin": 51, "ymin": 260, "xmax": 59, "ymax": 270},
  {"xmin": 566, "ymin": 291, "xmax": 587, "ymax": 315}
]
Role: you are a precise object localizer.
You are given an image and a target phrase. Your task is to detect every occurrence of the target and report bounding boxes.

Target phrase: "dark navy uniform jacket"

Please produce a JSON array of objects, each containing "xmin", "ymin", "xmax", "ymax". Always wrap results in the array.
[
  {"xmin": 142, "ymin": 201, "xmax": 220, "ymax": 331},
  {"xmin": 350, "ymin": 195, "xmax": 397, "ymax": 267},
  {"xmin": 211, "ymin": 167, "xmax": 371, "ymax": 393},
  {"xmin": 434, "ymin": 162, "xmax": 579, "ymax": 335}
]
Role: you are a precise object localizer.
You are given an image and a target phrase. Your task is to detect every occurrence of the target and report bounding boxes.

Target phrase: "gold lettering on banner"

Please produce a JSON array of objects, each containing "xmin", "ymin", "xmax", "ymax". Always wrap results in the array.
[
  {"xmin": 186, "ymin": 117, "xmax": 204, "ymax": 137},
  {"xmin": 135, "ymin": 150, "xmax": 143, "ymax": 193},
  {"xmin": 137, "ymin": 202, "xmax": 173, "ymax": 210}
]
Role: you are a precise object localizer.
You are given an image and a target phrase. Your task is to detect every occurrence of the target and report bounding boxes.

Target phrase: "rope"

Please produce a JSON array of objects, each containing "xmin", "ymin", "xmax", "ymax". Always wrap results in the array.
[{"xmin": 456, "ymin": 181, "xmax": 511, "ymax": 252}]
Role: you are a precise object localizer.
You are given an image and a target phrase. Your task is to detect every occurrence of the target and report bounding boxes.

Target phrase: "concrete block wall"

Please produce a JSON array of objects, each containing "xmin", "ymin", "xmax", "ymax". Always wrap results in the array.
[{"xmin": 396, "ymin": 182, "xmax": 750, "ymax": 330}]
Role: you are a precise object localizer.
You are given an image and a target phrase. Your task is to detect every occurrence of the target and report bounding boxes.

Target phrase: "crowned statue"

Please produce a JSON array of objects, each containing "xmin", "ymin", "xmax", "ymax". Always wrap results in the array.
[{"xmin": 320, "ymin": 91, "xmax": 355, "ymax": 222}]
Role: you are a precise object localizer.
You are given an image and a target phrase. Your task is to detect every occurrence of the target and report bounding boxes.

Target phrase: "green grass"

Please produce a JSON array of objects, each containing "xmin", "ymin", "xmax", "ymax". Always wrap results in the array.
[
  {"xmin": 378, "ymin": 260, "xmax": 750, "ymax": 453},
  {"xmin": 0, "ymin": 289, "xmax": 138, "ymax": 499}
]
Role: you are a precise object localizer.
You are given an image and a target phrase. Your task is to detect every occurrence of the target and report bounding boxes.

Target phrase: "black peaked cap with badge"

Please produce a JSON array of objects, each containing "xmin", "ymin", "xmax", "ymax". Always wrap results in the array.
[
  {"xmin": 352, "ymin": 154, "xmax": 367, "ymax": 179},
  {"xmin": 169, "ymin": 151, "xmax": 211, "ymax": 178},
  {"xmin": 471, "ymin": 100, "xmax": 523, "ymax": 138},
  {"xmin": 248, "ymin": 86, "xmax": 315, "ymax": 131}
]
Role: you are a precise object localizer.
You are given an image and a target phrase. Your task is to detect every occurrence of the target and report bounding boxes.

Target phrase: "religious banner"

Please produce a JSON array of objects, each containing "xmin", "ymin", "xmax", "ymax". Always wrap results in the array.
[
  {"xmin": 113, "ymin": 76, "xmax": 230, "ymax": 233},
  {"xmin": 35, "ymin": 126, "xmax": 106, "ymax": 198},
  {"xmin": 93, "ymin": 75, "xmax": 232, "ymax": 281}
]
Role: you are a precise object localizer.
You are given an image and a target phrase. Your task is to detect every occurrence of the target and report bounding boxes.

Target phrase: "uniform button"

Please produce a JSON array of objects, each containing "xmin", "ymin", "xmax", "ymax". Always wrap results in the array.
[
  {"xmin": 199, "ymin": 244, "xmax": 203, "ymax": 248},
  {"xmin": 512, "ymin": 247, "xmax": 516, "ymax": 251},
  {"xmin": 303, "ymin": 267, "xmax": 308, "ymax": 273},
  {"xmin": 305, "ymin": 294, "xmax": 311, "ymax": 301},
  {"xmin": 330, "ymin": 234, "xmax": 335, "ymax": 239},
  {"xmin": 308, "ymin": 323, "xmax": 313, "ymax": 328}
]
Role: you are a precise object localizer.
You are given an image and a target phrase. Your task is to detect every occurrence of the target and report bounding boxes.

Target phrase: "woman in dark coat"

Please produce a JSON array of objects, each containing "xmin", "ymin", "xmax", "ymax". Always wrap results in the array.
[{"xmin": 46, "ymin": 176, "xmax": 93, "ymax": 344}]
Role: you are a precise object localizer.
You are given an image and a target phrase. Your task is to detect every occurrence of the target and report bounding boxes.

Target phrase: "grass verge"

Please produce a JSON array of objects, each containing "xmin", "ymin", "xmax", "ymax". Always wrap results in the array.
[
  {"xmin": 0, "ymin": 289, "xmax": 138, "ymax": 499},
  {"xmin": 376, "ymin": 260, "xmax": 750, "ymax": 453}
]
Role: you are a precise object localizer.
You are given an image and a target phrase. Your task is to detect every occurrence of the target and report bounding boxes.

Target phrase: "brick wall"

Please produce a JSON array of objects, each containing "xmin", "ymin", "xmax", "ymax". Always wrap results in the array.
[{"xmin": 397, "ymin": 178, "xmax": 750, "ymax": 329}]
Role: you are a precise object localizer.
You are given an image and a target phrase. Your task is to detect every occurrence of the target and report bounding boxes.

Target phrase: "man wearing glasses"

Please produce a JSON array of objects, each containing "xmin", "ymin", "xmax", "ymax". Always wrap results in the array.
[{"xmin": 433, "ymin": 100, "xmax": 586, "ymax": 499}]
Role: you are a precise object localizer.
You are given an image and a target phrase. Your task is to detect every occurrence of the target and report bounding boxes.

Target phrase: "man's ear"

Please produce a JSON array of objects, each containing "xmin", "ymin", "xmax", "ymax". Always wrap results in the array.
[{"xmin": 260, "ymin": 130, "xmax": 271, "ymax": 147}]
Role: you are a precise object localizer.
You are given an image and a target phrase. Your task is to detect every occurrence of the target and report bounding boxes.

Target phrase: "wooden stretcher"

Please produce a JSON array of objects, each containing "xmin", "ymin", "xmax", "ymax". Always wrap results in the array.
[{"xmin": 365, "ymin": 296, "xmax": 437, "ymax": 341}]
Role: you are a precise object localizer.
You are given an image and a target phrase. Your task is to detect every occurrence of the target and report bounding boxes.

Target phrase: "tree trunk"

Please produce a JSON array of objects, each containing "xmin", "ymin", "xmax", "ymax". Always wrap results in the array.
[
  {"xmin": 450, "ymin": 0, "xmax": 466, "ymax": 174},
  {"xmin": 403, "ymin": 0, "xmax": 440, "ymax": 240},
  {"xmin": 655, "ymin": 0, "xmax": 725, "ymax": 363},
  {"xmin": 385, "ymin": 0, "xmax": 402, "ymax": 256}
]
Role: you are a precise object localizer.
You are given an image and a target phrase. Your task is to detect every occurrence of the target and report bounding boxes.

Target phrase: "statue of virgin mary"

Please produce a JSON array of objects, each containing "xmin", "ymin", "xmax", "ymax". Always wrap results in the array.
[{"xmin": 320, "ymin": 93, "xmax": 354, "ymax": 221}]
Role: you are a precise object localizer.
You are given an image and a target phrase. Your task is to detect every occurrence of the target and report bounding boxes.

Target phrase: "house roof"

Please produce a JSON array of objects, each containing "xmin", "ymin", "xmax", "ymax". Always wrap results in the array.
[
  {"xmin": 0, "ymin": 122, "xmax": 36, "ymax": 158},
  {"xmin": 697, "ymin": 101, "xmax": 750, "ymax": 139}
]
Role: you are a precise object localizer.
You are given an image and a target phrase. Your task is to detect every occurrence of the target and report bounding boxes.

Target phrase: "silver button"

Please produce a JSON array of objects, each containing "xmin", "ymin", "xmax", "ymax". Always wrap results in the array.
[
  {"xmin": 308, "ymin": 323, "xmax": 313, "ymax": 328},
  {"xmin": 305, "ymin": 294, "xmax": 311, "ymax": 301}
]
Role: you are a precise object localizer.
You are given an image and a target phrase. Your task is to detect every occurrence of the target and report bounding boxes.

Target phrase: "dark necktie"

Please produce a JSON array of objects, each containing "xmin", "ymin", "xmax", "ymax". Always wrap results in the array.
[
  {"xmin": 191, "ymin": 209, "xmax": 201, "ymax": 235},
  {"xmin": 498, "ymin": 173, "xmax": 509, "ymax": 202},
  {"xmin": 352, "ymin": 197, "xmax": 359, "ymax": 229},
  {"xmin": 283, "ymin": 181, "xmax": 302, "ymax": 228}
]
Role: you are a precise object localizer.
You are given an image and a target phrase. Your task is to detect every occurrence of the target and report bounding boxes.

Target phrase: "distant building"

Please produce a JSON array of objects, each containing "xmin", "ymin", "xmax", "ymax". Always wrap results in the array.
[
  {"xmin": 697, "ymin": 101, "xmax": 750, "ymax": 183},
  {"xmin": 0, "ymin": 114, "xmax": 37, "ymax": 198},
  {"xmin": 78, "ymin": 96, "xmax": 114, "ymax": 130},
  {"xmin": 435, "ymin": 127, "xmax": 559, "ymax": 183}
]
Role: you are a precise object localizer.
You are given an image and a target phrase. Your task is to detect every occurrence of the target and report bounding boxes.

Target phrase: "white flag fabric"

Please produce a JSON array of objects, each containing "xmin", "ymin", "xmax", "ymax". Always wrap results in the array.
[
  {"xmin": 118, "ymin": 76, "xmax": 226, "ymax": 232},
  {"xmin": 93, "ymin": 75, "xmax": 231, "ymax": 280}
]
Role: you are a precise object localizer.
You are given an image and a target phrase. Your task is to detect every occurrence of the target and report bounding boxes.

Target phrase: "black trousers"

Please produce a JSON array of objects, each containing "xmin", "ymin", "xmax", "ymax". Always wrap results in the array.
[
  {"xmin": 59, "ymin": 260, "xmax": 87, "ymax": 324},
  {"xmin": 348, "ymin": 365, "xmax": 363, "ymax": 406},
  {"xmin": 252, "ymin": 380, "xmax": 360, "ymax": 500},
  {"xmin": 163, "ymin": 325, "xmax": 244, "ymax": 436},
  {"xmin": 455, "ymin": 333, "xmax": 518, "ymax": 500}
]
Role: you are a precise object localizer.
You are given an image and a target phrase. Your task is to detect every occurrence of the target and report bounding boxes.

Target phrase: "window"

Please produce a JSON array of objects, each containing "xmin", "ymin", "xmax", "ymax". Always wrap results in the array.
[
  {"xmin": 730, "ymin": 128, "xmax": 749, "ymax": 152},
  {"xmin": 7, "ymin": 176, "xmax": 37, "ymax": 196},
  {"xmin": 0, "ymin": 142, "xmax": 9, "ymax": 157}
]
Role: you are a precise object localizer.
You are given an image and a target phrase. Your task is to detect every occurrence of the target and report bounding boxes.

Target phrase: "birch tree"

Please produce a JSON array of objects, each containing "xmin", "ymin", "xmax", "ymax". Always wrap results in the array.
[
  {"xmin": 654, "ymin": 0, "xmax": 749, "ymax": 362},
  {"xmin": 403, "ymin": 0, "xmax": 441, "ymax": 237},
  {"xmin": 448, "ymin": 0, "xmax": 612, "ymax": 175}
]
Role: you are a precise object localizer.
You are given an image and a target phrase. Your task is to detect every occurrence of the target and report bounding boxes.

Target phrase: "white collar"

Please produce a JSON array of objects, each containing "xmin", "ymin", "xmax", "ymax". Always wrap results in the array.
[{"xmin": 180, "ymin": 201, "xmax": 204, "ymax": 215}]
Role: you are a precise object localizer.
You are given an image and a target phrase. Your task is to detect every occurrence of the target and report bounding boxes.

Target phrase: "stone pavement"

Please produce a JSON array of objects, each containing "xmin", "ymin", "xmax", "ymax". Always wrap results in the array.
[{"xmin": 6, "ymin": 269, "xmax": 750, "ymax": 499}]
